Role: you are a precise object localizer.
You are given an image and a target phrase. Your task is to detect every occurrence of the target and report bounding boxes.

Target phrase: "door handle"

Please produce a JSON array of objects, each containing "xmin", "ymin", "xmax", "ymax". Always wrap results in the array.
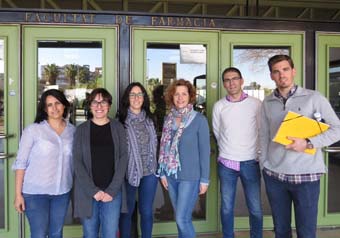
[
  {"xmin": 0, "ymin": 152, "xmax": 15, "ymax": 160},
  {"xmin": 322, "ymin": 147, "xmax": 340, "ymax": 153},
  {"xmin": 0, "ymin": 133, "xmax": 15, "ymax": 139}
]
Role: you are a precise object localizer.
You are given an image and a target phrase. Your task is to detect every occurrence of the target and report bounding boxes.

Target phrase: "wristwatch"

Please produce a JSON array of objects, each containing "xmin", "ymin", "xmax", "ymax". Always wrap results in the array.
[{"xmin": 305, "ymin": 138, "xmax": 314, "ymax": 149}]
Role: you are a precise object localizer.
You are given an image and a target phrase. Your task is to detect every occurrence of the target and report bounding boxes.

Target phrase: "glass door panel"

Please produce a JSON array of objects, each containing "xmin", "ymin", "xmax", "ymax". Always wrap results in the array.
[
  {"xmin": 38, "ymin": 41, "xmax": 103, "ymax": 126},
  {"xmin": 0, "ymin": 39, "xmax": 5, "ymax": 229},
  {"xmin": 37, "ymin": 40, "xmax": 103, "ymax": 226},
  {"xmin": 327, "ymin": 47, "xmax": 340, "ymax": 214},
  {"xmin": 317, "ymin": 34, "xmax": 340, "ymax": 226},
  {"xmin": 234, "ymin": 47, "xmax": 289, "ymax": 100},
  {"xmin": 23, "ymin": 25, "xmax": 117, "ymax": 237},
  {"xmin": 0, "ymin": 25, "xmax": 20, "ymax": 238},
  {"xmin": 221, "ymin": 31, "xmax": 304, "ymax": 230},
  {"xmin": 147, "ymin": 43, "xmax": 207, "ymax": 223},
  {"xmin": 233, "ymin": 47, "xmax": 289, "ymax": 217},
  {"xmin": 133, "ymin": 28, "xmax": 219, "ymax": 236}
]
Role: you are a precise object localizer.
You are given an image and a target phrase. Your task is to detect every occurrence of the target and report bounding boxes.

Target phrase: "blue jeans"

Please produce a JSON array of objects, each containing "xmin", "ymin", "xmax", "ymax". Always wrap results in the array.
[
  {"xmin": 263, "ymin": 172, "xmax": 320, "ymax": 238},
  {"xmin": 81, "ymin": 191, "xmax": 122, "ymax": 238},
  {"xmin": 167, "ymin": 176, "xmax": 200, "ymax": 238},
  {"xmin": 119, "ymin": 174, "xmax": 158, "ymax": 238},
  {"xmin": 23, "ymin": 192, "xmax": 70, "ymax": 238},
  {"xmin": 218, "ymin": 160, "xmax": 263, "ymax": 238}
]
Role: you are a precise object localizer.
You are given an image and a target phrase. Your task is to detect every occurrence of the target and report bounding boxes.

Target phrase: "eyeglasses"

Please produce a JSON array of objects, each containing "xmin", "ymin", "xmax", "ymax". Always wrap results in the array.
[
  {"xmin": 223, "ymin": 77, "xmax": 241, "ymax": 84},
  {"xmin": 129, "ymin": 93, "xmax": 144, "ymax": 99},
  {"xmin": 90, "ymin": 100, "xmax": 109, "ymax": 107}
]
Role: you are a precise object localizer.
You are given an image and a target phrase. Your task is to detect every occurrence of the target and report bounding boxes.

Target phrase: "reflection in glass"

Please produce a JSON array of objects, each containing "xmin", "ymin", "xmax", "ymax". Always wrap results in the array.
[
  {"xmin": 232, "ymin": 47, "xmax": 289, "ymax": 216},
  {"xmin": 233, "ymin": 48, "xmax": 289, "ymax": 100},
  {"xmin": 0, "ymin": 39, "xmax": 4, "ymax": 228},
  {"xmin": 38, "ymin": 41, "xmax": 103, "ymax": 225},
  {"xmin": 327, "ymin": 47, "xmax": 340, "ymax": 213},
  {"xmin": 38, "ymin": 41, "xmax": 102, "ymax": 126},
  {"xmin": 147, "ymin": 43, "xmax": 207, "ymax": 222}
]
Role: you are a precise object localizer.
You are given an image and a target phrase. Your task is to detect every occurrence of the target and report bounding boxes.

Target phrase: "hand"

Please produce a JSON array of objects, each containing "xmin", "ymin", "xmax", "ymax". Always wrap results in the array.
[
  {"xmin": 14, "ymin": 194, "xmax": 25, "ymax": 213},
  {"xmin": 285, "ymin": 136, "xmax": 308, "ymax": 152},
  {"xmin": 160, "ymin": 177, "xmax": 168, "ymax": 190},
  {"xmin": 93, "ymin": 191, "xmax": 105, "ymax": 201},
  {"xmin": 199, "ymin": 184, "xmax": 208, "ymax": 195},
  {"xmin": 101, "ymin": 193, "xmax": 113, "ymax": 202}
]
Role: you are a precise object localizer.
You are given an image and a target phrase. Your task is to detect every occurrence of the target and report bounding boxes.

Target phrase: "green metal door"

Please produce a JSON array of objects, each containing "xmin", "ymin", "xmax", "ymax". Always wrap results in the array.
[
  {"xmin": 132, "ymin": 27, "xmax": 219, "ymax": 236},
  {"xmin": 317, "ymin": 33, "xmax": 340, "ymax": 227},
  {"xmin": 0, "ymin": 25, "xmax": 20, "ymax": 238},
  {"xmin": 220, "ymin": 31, "xmax": 304, "ymax": 231},
  {"xmin": 22, "ymin": 25, "xmax": 118, "ymax": 238}
]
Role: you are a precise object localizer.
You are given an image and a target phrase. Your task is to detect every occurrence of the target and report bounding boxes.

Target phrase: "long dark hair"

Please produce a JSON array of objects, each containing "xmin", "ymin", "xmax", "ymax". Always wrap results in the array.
[
  {"xmin": 117, "ymin": 82, "xmax": 153, "ymax": 125},
  {"xmin": 34, "ymin": 89, "xmax": 70, "ymax": 123}
]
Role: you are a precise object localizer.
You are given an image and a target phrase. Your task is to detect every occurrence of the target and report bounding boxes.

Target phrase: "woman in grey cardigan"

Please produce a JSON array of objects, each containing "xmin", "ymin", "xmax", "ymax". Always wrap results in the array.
[{"xmin": 73, "ymin": 88, "xmax": 128, "ymax": 238}]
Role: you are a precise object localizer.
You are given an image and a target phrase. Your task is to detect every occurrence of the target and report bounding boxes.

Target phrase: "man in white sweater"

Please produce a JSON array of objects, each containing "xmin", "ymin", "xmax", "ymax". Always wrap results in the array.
[{"xmin": 212, "ymin": 67, "xmax": 263, "ymax": 238}]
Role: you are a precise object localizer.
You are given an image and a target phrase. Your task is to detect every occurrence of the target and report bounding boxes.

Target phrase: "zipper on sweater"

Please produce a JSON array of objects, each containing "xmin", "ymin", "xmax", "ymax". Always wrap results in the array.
[{"xmin": 282, "ymin": 98, "xmax": 287, "ymax": 111}]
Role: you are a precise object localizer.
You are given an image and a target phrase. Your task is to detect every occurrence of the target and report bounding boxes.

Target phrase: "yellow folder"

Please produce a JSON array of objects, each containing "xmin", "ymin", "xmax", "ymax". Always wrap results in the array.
[{"xmin": 272, "ymin": 111, "xmax": 329, "ymax": 155}]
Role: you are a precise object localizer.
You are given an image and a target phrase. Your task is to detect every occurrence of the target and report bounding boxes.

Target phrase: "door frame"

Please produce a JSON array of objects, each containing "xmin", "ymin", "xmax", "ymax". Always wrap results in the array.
[
  {"xmin": 22, "ymin": 25, "xmax": 118, "ymax": 237},
  {"xmin": 132, "ymin": 27, "xmax": 220, "ymax": 236},
  {"xmin": 220, "ymin": 31, "xmax": 304, "ymax": 230},
  {"xmin": 0, "ymin": 24, "xmax": 20, "ymax": 238},
  {"xmin": 316, "ymin": 32, "xmax": 340, "ymax": 226}
]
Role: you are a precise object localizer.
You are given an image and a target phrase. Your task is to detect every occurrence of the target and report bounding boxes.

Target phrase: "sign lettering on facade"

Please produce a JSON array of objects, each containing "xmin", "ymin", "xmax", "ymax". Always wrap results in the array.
[
  {"xmin": 25, "ymin": 13, "xmax": 95, "ymax": 24},
  {"xmin": 151, "ymin": 16, "xmax": 215, "ymax": 27},
  {"xmin": 23, "ymin": 12, "xmax": 216, "ymax": 28}
]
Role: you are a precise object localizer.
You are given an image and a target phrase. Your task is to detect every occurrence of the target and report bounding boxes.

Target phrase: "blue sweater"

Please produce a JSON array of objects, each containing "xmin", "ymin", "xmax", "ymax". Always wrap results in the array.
[{"xmin": 169, "ymin": 113, "xmax": 210, "ymax": 183}]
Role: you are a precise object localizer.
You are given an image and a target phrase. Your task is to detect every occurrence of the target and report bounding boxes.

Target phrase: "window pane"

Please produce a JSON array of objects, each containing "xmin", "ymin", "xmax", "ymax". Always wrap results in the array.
[
  {"xmin": 232, "ymin": 47, "xmax": 289, "ymax": 216},
  {"xmin": 327, "ymin": 47, "xmax": 340, "ymax": 213},
  {"xmin": 38, "ymin": 41, "xmax": 103, "ymax": 225},
  {"xmin": 0, "ymin": 39, "xmax": 5, "ymax": 228},
  {"xmin": 233, "ymin": 48, "xmax": 289, "ymax": 100},
  {"xmin": 147, "ymin": 43, "xmax": 207, "ymax": 222},
  {"xmin": 38, "ymin": 41, "xmax": 103, "ymax": 127}
]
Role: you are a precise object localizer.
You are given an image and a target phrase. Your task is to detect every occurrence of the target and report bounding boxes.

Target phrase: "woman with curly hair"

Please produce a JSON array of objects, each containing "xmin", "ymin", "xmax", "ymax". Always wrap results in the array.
[{"xmin": 158, "ymin": 79, "xmax": 210, "ymax": 238}]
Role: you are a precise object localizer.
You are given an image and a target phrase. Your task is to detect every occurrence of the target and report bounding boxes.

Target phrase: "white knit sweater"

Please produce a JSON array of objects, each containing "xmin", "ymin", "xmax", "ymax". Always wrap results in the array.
[{"xmin": 212, "ymin": 95, "xmax": 261, "ymax": 162}]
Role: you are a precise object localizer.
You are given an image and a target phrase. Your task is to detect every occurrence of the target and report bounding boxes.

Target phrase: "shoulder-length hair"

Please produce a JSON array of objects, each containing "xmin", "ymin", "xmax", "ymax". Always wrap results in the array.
[
  {"xmin": 34, "ymin": 89, "xmax": 70, "ymax": 123},
  {"xmin": 117, "ymin": 82, "xmax": 153, "ymax": 125},
  {"xmin": 164, "ymin": 79, "xmax": 196, "ymax": 107}
]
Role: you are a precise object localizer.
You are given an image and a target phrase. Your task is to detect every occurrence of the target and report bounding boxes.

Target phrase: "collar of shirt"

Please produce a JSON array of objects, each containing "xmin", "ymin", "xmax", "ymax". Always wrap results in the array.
[
  {"xmin": 226, "ymin": 91, "xmax": 248, "ymax": 102},
  {"xmin": 274, "ymin": 85, "xmax": 298, "ymax": 101}
]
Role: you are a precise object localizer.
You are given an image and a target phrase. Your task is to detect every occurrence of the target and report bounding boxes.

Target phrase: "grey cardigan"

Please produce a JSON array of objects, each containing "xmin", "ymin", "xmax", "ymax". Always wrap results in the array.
[{"xmin": 73, "ymin": 118, "xmax": 128, "ymax": 218}]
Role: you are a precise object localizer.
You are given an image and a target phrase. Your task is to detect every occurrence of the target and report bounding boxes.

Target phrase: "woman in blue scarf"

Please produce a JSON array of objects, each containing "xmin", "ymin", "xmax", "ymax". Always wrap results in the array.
[
  {"xmin": 118, "ymin": 82, "xmax": 158, "ymax": 238},
  {"xmin": 158, "ymin": 79, "xmax": 210, "ymax": 238}
]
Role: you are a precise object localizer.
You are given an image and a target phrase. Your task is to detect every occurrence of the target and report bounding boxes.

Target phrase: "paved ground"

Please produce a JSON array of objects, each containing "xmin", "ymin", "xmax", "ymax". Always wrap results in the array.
[{"xmin": 156, "ymin": 228, "xmax": 340, "ymax": 238}]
